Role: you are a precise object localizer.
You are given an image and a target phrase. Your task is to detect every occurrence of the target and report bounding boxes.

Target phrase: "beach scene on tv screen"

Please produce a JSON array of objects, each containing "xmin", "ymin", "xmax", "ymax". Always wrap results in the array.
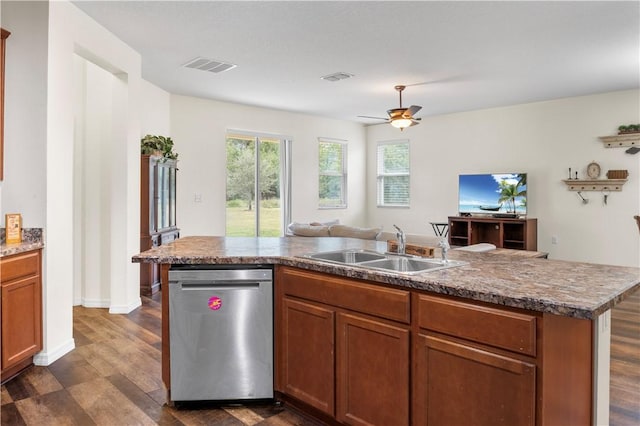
[{"xmin": 459, "ymin": 173, "xmax": 527, "ymax": 214}]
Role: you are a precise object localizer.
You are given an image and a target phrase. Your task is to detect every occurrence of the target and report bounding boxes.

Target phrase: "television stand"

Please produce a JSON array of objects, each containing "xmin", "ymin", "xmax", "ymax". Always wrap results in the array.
[{"xmin": 448, "ymin": 216, "xmax": 537, "ymax": 251}]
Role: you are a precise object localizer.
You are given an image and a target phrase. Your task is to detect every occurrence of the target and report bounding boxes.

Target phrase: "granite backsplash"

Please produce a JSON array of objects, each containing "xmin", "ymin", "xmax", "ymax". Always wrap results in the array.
[{"xmin": 0, "ymin": 228, "xmax": 43, "ymax": 245}]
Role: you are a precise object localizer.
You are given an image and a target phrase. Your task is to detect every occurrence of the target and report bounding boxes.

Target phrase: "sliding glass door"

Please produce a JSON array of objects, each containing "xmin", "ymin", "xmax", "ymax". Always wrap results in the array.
[{"xmin": 225, "ymin": 132, "xmax": 291, "ymax": 236}]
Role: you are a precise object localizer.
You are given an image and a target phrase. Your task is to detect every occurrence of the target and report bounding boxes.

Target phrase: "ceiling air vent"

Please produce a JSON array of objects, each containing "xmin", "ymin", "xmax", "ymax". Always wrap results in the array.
[
  {"xmin": 183, "ymin": 57, "xmax": 237, "ymax": 74},
  {"xmin": 321, "ymin": 72, "xmax": 354, "ymax": 82}
]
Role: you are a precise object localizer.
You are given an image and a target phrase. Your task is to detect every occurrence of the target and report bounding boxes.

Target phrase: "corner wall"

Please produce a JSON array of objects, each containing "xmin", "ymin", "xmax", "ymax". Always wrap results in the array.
[
  {"xmin": 37, "ymin": 0, "xmax": 142, "ymax": 365},
  {"xmin": 366, "ymin": 90, "xmax": 640, "ymax": 267}
]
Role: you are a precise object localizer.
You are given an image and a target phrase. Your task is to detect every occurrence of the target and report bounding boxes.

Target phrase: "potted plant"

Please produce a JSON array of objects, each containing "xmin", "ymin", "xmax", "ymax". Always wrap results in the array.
[
  {"xmin": 618, "ymin": 124, "xmax": 640, "ymax": 134},
  {"xmin": 141, "ymin": 134, "xmax": 178, "ymax": 161}
]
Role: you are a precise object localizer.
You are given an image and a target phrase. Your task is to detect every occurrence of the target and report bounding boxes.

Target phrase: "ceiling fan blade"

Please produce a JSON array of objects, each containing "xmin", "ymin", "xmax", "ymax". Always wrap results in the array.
[
  {"xmin": 409, "ymin": 119, "xmax": 421, "ymax": 127},
  {"xmin": 387, "ymin": 108, "xmax": 407, "ymax": 118},
  {"xmin": 404, "ymin": 105, "xmax": 422, "ymax": 117},
  {"xmin": 358, "ymin": 115, "xmax": 389, "ymax": 121}
]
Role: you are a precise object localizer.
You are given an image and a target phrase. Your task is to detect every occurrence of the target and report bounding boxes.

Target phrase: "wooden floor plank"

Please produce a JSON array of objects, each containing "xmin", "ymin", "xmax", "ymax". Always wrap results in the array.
[
  {"xmin": 1, "ymin": 384, "xmax": 13, "ymax": 405},
  {"xmin": 223, "ymin": 406, "xmax": 266, "ymax": 425},
  {"xmin": 46, "ymin": 351, "xmax": 103, "ymax": 389},
  {"xmin": 67, "ymin": 376, "xmax": 157, "ymax": 425},
  {"xmin": 22, "ymin": 365, "xmax": 64, "ymax": 396},
  {"xmin": 1, "ymin": 402, "xmax": 27, "ymax": 425},
  {"xmin": 14, "ymin": 389, "xmax": 96, "ymax": 425},
  {"xmin": 610, "ymin": 289, "xmax": 640, "ymax": 425},
  {"xmin": 106, "ymin": 373, "xmax": 183, "ymax": 425}
]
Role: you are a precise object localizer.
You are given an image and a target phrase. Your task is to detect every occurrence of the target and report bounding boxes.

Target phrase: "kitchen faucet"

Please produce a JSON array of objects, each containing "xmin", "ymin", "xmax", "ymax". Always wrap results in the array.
[
  {"xmin": 438, "ymin": 238, "xmax": 450, "ymax": 263},
  {"xmin": 393, "ymin": 224, "xmax": 406, "ymax": 255}
]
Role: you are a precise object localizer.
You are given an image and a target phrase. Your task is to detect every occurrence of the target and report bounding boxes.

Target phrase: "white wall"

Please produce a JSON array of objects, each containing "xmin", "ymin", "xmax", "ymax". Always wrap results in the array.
[
  {"xmin": 1, "ymin": 1, "xmax": 48, "ymax": 226},
  {"xmin": 171, "ymin": 95, "xmax": 367, "ymax": 237},
  {"xmin": 73, "ymin": 57, "xmax": 120, "ymax": 307},
  {"xmin": 141, "ymin": 79, "xmax": 171, "ymax": 135},
  {"xmin": 366, "ymin": 90, "xmax": 640, "ymax": 267}
]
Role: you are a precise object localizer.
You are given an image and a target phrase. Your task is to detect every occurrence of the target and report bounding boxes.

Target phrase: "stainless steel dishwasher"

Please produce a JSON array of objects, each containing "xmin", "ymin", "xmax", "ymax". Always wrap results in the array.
[{"xmin": 168, "ymin": 265, "xmax": 273, "ymax": 402}]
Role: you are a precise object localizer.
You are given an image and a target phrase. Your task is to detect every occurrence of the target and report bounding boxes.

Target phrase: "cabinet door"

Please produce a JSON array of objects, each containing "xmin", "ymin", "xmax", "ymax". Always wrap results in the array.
[
  {"xmin": 1, "ymin": 275, "xmax": 42, "ymax": 369},
  {"xmin": 337, "ymin": 313, "xmax": 410, "ymax": 426},
  {"xmin": 279, "ymin": 297, "xmax": 335, "ymax": 415},
  {"xmin": 414, "ymin": 333, "xmax": 535, "ymax": 426}
]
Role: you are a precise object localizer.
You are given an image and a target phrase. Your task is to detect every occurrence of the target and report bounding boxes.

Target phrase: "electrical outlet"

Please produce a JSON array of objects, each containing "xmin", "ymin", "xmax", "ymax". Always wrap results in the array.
[
  {"xmin": 194, "ymin": 193, "xmax": 202, "ymax": 203},
  {"xmin": 551, "ymin": 236, "xmax": 558, "ymax": 245}
]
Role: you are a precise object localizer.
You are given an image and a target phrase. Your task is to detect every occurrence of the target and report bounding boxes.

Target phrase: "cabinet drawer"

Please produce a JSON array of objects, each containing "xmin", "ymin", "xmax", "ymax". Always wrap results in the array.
[
  {"xmin": 417, "ymin": 294, "xmax": 537, "ymax": 356},
  {"xmin": 1, "ymin": 250, "xmax": 40, "ymax": 283},
  {"xmin": 278, "ymin": 267, "xmax": 410, "ymax": 324}
]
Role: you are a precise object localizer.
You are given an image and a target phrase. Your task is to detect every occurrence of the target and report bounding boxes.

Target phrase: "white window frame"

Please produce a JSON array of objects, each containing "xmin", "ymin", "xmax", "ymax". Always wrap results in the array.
[
  {"xmin": 318, "ymin": 138, "xmax": 347, "ymax": 209},
  {"xmin": 376, "ymin": 139, "xmax": 410, "ymax": 208}
]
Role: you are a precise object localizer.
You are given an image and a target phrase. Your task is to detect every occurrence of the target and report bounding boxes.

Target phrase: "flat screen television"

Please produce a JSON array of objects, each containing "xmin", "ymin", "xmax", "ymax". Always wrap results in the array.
[{"xmin": 458, "ymin": 173, "xmax": 527, "ymax": 217}]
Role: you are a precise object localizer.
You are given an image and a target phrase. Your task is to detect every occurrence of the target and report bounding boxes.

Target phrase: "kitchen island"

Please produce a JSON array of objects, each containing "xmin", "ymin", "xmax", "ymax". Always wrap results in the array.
[{"xmin": 133, "ymin": 236, "xmax": 640, "ymax": 426}]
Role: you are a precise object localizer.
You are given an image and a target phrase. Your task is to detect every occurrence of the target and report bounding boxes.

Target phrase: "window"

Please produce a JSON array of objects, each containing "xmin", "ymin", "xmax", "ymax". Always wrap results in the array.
[
  {"xmin": 318, "ymin": 138, "xmax": 347, "ymax": 208},
  {"xmin": 225, "ymin": 132, "xmax": 292, "ymax": 236},
  {"xmin": 377, "ymin": 140, "xmax": 410, "ymax": 207}
]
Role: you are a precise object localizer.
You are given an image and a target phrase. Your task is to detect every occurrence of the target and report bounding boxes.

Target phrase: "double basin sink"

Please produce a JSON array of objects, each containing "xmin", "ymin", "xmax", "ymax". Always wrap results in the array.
[{"xmin": 303, "ymin": 249, "xmax": 467, "ymax": 275}]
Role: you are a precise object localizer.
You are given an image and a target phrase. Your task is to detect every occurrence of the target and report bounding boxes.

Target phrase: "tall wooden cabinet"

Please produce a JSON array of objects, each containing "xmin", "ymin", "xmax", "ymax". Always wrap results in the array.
[
  {"xmin": 1, "ymin": 249, "xmax": 42, "ymax": 383},
  {"xmin": 140, "ymin": 154, "xmax": 178, "ymax": 296},
  {"xmin": 1, "ymin": 28, "xmax": 11, "ymax": 181}
]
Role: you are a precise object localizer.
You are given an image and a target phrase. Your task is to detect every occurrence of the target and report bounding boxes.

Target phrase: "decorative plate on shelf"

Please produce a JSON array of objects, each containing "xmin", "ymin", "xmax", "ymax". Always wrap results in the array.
[{"xmin": 586, "ymin": 161, "xmax": 601, "ymax": 179}]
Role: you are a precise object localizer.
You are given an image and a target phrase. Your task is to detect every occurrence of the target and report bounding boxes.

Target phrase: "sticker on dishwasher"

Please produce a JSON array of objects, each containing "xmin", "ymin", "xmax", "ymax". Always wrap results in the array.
[{"xmin": 208, "ymin": 296, "xmax": 222, "ymax": 311}]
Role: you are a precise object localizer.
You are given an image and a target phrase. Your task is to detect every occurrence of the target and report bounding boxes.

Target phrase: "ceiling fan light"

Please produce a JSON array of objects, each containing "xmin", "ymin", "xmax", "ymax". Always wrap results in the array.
[{"xmin": 391, "ymin": 118, "xmax": 412, "ymax": 129}]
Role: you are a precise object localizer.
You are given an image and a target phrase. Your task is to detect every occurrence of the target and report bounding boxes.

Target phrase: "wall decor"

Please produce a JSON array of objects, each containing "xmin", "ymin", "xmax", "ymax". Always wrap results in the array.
[{"xmin": 5, "ymin": 213, "xmax": 21, "ymax": 244}]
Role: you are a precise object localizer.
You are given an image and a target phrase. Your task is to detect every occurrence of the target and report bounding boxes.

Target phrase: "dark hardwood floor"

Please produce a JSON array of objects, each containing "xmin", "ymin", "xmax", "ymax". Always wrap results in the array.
[
  {"xmin": 610, "ymin": 289, "xmax": 640, "ymax": 426},
  {"xmin": 2, "ymin": 289, "xmax": 639, "ymax": 425}
]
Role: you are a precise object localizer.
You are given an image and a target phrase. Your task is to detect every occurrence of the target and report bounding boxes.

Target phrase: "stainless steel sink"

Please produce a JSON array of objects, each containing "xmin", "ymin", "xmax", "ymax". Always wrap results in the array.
[
  {"xmin": 360, "ymin": 257, "xmax": 468, "ymax": 274},
  {"xmin": 305, "ymin": 249, "xmax": 387, "ymax": 264},
  {"xmin": 303, "ymin": 249, "xmax": 467, "ymax": 274}
]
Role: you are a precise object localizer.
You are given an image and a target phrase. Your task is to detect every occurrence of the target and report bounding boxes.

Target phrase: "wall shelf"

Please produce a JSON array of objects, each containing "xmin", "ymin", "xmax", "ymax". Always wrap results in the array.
[
  {"xmin": 599, "ymin": 133, "xmax": 640, "ymax": 148},
  {"xmin": 562, "ymin": 179, "xmax": 627, "ymax": 191}
]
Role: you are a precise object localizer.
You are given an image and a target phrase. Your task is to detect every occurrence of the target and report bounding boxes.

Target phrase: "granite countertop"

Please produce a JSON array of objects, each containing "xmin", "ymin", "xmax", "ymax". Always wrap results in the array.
[
  {"xmin": 132, "ymin": 236, "xmax": 640, "ymax": 320},
  {"xmin": 1, "ymin": 228, "xmax": 44, "ymax": 257}
]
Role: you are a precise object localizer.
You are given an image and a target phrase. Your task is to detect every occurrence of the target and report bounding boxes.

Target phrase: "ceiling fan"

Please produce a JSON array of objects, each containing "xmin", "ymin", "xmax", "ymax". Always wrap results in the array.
[{"xmin": 359, "ymin": 85, "xmax": 422, "ymax": 131}]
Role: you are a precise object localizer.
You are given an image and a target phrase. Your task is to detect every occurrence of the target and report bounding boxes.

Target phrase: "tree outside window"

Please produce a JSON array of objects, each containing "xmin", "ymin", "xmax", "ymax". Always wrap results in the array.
[
  {"xmin": 377, "ymin": 140, "xmax": 410, "ymax": 207},
  {"xmin": 319, "ymin": 139, "xmax": 347, "ymax": 208}
]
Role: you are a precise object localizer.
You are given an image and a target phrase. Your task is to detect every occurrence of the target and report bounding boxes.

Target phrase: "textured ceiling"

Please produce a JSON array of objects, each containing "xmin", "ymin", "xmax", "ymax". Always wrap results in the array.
[{"xmin": 71, "ymin": 1, "xmax": 640, "ymax": 123}]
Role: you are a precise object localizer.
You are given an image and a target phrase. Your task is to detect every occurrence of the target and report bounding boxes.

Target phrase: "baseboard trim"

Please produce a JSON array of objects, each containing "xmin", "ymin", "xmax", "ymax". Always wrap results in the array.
[
  {"xmin": 109, "ymin": 297, "xmax": 142, "ymax": 314},
  {"xmin": 82, "ymin": 298, "xmax": 110, "ymax": 308},
  {"xmin": 33, "ymin": 338, "xmax": 75, "ymax": 366}
]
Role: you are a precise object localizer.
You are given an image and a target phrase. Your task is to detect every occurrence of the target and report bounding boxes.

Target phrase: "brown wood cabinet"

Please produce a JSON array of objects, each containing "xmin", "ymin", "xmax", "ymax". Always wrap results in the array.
[
  {"xmin": 276, "ymin": 266, "xmax": 410, "ymax": 425},
  {"xmin": 140, "ymin": 154, "xmax": 178, "ymax": 296},
  {"xmin": 415, "ymin": 334, "xmax": 536, "ymax": 426},
  {"xmin": 280, "ymin": 297, "xmax": 335, "ymax": 415},
  {"xmin": 337, "ymin": 312, "xmax": 410, "ymax": 426},
  {"xmin": 449, "ymin": 216, "xmax": 537, "ymax": 250},
  {"xmin": 414, "ymin": 294, "xmax": 537, "ymax": 426},
  {"xmin": 1, "ymin": 28, "xmax": 11, "ymax": 181},
  {"xmin": 1, "ymin": 249, "xmax": 42, "ymax": 383}
]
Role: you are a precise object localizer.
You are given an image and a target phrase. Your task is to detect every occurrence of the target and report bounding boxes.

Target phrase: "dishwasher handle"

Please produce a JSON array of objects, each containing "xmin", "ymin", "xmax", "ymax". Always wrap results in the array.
[
  {"xmin": 179, "ymin": 282, "xmax": 262, "ymax": 291},
  {"xmin": 169, "ymin": 269, "xmax": 272, "ymax": 283}
]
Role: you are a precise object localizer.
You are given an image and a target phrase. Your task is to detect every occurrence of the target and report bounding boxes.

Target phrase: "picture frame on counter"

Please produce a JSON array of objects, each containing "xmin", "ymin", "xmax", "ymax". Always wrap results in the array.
[{"xmin": 5, "ymin": 213, "xmax": 21, "ymax": 244}]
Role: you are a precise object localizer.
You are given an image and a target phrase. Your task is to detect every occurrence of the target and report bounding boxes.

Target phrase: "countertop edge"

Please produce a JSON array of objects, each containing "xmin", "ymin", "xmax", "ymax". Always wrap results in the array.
[
  {"xmin": 1, "ymin": 241, "xmax": 45, "ymax": 258},
  {"xmin": 132, "ymin": 252, "xmax": 640, "ymax": 320}
]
